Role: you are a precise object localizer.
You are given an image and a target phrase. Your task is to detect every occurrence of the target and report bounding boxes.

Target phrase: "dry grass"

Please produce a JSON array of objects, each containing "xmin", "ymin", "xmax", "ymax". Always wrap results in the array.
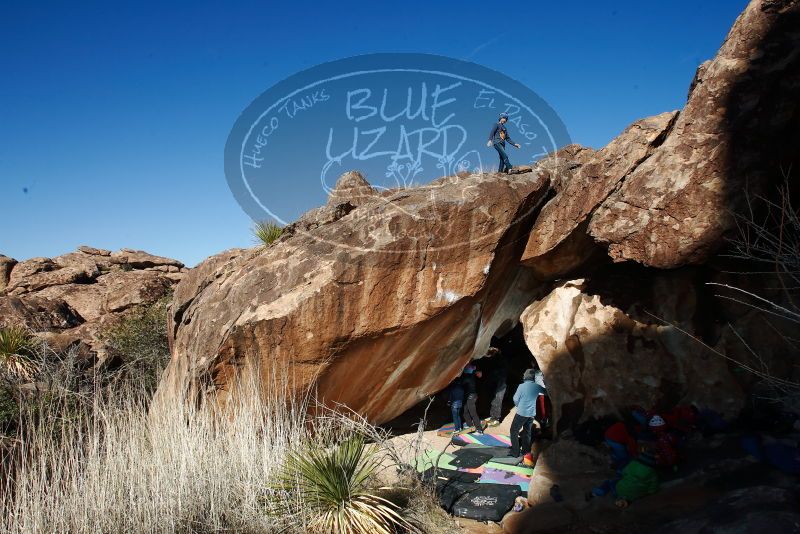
[{"xmin": 1, "ymin": 367, "xmax": 445, "ymax": 533}]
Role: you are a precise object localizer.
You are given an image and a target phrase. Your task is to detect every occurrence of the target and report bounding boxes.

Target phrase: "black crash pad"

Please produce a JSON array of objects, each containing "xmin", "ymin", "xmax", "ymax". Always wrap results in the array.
[
  {"xmin": 451, "ymin": 483, "xmax": 523, "ymax": 522},
  {"xmin": 451, "ymin": 448, "xmax": 494, "ymax": 468}
]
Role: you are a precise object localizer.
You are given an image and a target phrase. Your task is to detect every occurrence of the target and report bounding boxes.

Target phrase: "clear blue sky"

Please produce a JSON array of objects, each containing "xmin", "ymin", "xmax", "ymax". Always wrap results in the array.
[{"xmin": 0, "ymin": 0, "xmax": 748, "ymax": 267}]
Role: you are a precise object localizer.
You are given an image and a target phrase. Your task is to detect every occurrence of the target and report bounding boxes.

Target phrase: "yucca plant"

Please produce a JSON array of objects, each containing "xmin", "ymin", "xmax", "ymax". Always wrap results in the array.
[
  {"xmin": 271, "ymin": 435, "xmax": 414, "ymax": 534},
  {"xmin": 252, "ymin": 221, "xmax": 283, "ymax": 247},
  {"xmin": 0, "ymin": 326, "xmax": 39, "ymax": 380}
]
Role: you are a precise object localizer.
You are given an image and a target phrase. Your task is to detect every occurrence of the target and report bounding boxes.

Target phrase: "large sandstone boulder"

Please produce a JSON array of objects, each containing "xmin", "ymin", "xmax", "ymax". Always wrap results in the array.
[
  {"xmin": 153, "ymin": 0, "xmax": 797, "ymax": 434},
  {"xmin": 158, "ymin": 171, "xmax": 550, "ymax": 423},
  {"xmin": 520, "ymin": 0, "xmax": 800, "ymax": 275},
  {"xmin": 520, "ymin": 268, "xmax": 745, "ymax": 434},
  {"xmin": 589, "ymin": 0, "xmax": 800, "ymax": 267},
  {"xmin": 521, "ymin": 112, "xmax": 677, "ymax": 279}
]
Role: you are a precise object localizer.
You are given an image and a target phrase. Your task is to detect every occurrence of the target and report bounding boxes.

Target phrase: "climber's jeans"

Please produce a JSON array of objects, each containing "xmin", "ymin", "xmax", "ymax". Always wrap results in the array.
[
  {"xmin": 489, "ymin": 379, "xmax": 507, "ymax": 421},
  {"xmin": 493, "ymin": 142, "xmax": 511, "ymax": 172},
  {"xmin": 509, "ymin": 413, "xmax": 534, "ymax": 457},
  {"xmin": 463, "ymin": 394, "xmax": 482, "ymax": 430},
  {"xmin": 450, "ymin": 400, "xmax": 463, "ymax": 431}
]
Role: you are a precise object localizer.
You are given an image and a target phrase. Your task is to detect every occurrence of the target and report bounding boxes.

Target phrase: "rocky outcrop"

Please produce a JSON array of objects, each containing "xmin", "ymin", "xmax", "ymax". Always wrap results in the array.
[
  {"xmin": 0, "ymin": 246, "xmax": 187, "ymax": 362},
  {"xmin": 520, "ymin": 267, "xmax": 748, "ymax": 434},
  {"xmin": 159, "ymin": 171, "xmax": 550, "ymax": 423},
  {"xmin": 521, "ymin": 112, "xmax": 677, "ymax": 279},
  {"xmin": 326, "ymin": 170, "xmax": 377, "ymax": 207},
  {"xmin": 591, "ymin": 0, "xmax": 800, "ymax": 267},
  {"xmin": 521, "ymin": 0, "xmax": 800, "ymax": 273},
  {"xmin": 0, "ymin": 255, "xmax": 16, "ymax": 292}
]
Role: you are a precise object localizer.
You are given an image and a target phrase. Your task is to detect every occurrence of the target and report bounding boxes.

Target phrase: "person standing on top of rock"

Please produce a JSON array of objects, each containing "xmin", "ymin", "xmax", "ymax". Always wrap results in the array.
[
  {"xmin": 508, "ymin": 368, "xmax": 545, "ymax": 460},
  {"xmin": 486, "ymin": 112, "xmax": 521, "ymax": 174},
  {"xmin": 476, "ymin": 347, "xmax": 508, "ymax": 427}
]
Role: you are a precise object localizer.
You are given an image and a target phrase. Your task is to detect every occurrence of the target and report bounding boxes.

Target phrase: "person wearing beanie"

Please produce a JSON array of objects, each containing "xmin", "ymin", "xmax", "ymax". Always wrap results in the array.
[
  {"xmin": 508, "ymin": 368, "xmax": 545, "ymax": 459},
  {"xmin": 646, "ymin": 414, "xmax": 680, "ymax": 468},
  {"xmin": 486, "ymin": 112, "xmax": 521, "ymax": 173}
]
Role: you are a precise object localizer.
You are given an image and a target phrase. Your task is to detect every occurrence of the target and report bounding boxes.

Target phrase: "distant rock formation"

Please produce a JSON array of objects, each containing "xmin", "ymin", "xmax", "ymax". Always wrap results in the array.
[
  {"xmin": 0, "ymin": 247, "xmax": 187, "ymax": 364},
  {"xmin": 157, "ymin": 0, "xmax": 799, "ymax": 427}
]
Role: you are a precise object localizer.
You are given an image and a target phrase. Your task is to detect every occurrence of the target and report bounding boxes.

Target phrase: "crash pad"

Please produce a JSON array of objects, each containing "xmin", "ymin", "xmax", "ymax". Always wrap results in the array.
[
  {"xmin": 415, "ymin": 449, "xmax": 458, "ymax": 472},
  {"xmin": 478, "ymin": 467, "xmax": 531, "ymax": 491},
  {"xmin": 451, "ymin": 483, "xmax": 523, "ymax": 522},
  {"xmin": 461, "ymin": 444, "xmax": 512, "ymax": 458},
  {"xmin": 451, "ymin": 448, "xmax": 494, "ymax": 468},
  {"xmin": 452, "ymin": 432, "xmax": 512, "ymax": 447},
  {"xmin": 419, "ymin": 467, "xmax": 482, "ymax": 485},
  {"xmin": 436, "ymin": 422, "xmax": 458, "ymax": 436},
  {"xmin": 488, "ymin": 454, "xmax": 524, "ymax": 465},
  {"xmin": 484, "ymin": 461, "xmax": 534, "ymax": 476}
]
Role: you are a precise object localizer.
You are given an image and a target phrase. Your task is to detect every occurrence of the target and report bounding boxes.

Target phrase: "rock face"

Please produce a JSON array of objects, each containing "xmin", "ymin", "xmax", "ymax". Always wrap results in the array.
[
  {"xmin": 0, "ymin": 255, "xmax": 16, "ymax": 292},
  {"xmin": 155, "ymin": 0, "xmax": 799, "ymax": 432},
  {"xmin": 521, "ymin": 112, "xmax": 677, "ymax": 279},
  {"xmin": 520, "ymin": 266, "xmax": 748, "ymax": 434},
  {"xmin": 522, "ymin": 0, "xmax": 800, "ymax": 271},
  {"xmin": 159, "ymin": 171, "xmax": 550, "ymax": 423},
  {"xmin": 0, "ymin": 247, "xmax": 187, "ymax": 362},
  {"xmin": 590, "ymin": 0, "xmax": 800, "ymax": 267}
]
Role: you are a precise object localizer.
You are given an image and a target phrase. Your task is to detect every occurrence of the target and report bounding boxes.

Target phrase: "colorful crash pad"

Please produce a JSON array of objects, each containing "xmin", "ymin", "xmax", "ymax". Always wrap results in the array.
[
  {"xmin": 478, "ymin": 467, "xmax": 531, "ymax": 491},
  {"xmin": 484, "ymin": 460, "xmax": 534, "ymax": 476},
  {"xmin": 452, "ymin": 432, "xmax": 512, "ymax": 447}
]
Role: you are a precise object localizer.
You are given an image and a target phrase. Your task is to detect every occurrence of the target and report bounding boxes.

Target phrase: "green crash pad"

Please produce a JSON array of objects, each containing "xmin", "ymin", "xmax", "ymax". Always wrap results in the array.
[{"xmin": 416, "ymin": 449, "xmax": 458, "ymax": 472}]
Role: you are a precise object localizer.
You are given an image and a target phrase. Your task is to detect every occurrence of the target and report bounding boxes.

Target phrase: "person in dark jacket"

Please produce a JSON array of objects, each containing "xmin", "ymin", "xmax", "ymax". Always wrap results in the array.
[
  {"xmin": 461, "ymin": 363, "xmax": 484, "ymax": 434},
  {"xmin": 486, "ymin": 112, "xmax": 521, "ymax": 173},
  {"xmin": 477, "ymin": 347, "xmax": 508, "ymax": 426}
]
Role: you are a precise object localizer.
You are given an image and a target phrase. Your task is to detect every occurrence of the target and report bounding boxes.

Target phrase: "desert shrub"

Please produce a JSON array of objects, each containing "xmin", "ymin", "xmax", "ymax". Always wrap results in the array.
[
  {"xmin": 269, "ymin": 434, "xmax": 413, "ymax": 534},
  {"xmin": 100, "ymin": 295, "xmax": 171, "ymax": 397},
  {"xmin": 252, "ymin": 221, "xmax": 283, "ymax": 247},
  {"xmin": 0, "ymin": 326, "xmax": 39, "ymax": 381}
]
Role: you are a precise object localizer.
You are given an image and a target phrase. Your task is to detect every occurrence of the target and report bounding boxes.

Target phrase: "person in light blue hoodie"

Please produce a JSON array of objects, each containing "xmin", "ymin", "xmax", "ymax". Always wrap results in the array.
[{"xmin": 508, "ymin": 368, "xmax": 546, "ymax": 458}]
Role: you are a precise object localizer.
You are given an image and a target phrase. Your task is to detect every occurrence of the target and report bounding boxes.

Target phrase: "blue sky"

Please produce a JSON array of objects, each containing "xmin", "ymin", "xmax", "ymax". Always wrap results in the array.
[{"xmin": 0, "ymin": 1, "xmax": 748, "ymax": 266}]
